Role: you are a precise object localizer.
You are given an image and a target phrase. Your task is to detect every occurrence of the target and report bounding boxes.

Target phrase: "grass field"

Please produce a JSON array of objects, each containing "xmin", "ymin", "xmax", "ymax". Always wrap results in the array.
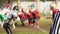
[{"xmin": 0, "ymin": 19, "xmax": 52, "ymax": 34}]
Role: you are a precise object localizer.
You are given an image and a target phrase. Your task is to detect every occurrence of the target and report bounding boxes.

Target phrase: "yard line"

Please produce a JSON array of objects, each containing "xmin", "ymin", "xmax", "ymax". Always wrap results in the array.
[{"xmin": 39, "ymin": 28, "xmax": 48, "ymax": 33}]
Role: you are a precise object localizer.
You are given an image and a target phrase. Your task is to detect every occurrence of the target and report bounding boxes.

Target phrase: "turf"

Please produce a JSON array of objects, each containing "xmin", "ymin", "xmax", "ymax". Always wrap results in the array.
[{"xmin": 0, "ymin": 19, "xmax": 52, "ymax": 34}]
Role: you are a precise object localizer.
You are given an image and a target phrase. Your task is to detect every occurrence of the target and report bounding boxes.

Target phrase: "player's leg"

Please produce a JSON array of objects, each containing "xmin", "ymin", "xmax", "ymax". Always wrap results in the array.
[
  {"xmin": 33, "ymin": 18, "xmax": 39, "ymax": 28},
  {"xmin": 1, "ymin": 22, "xmax": 4, "ymax": 28},
  {"xmin": 6, "ymin": 23, "xmax": 12, "ymax": 34},
  {"xmin": 21, "ymin": 20, "xmax": 25, "ymax": 26},
  {"xmin": 20, "ymin": 17, "xmax": 25, "ymax": 26},
  {"xmin": 13, "ymin": 17, "xmax": 17, "ymax": 29},
  {"xmin": 12, "ymin": 18, "xmax": 16, "ymax": 29},
  {"xmin": 33, "ymin": 18, "xmax": 36, "ymax": 28},
  {"xmin": 28, "ymin": 18, "xmax": 33, "ymax": 27},
  {"xmin": 11, "ymin": 15, "xmax": 16, "ymax": 29},
  {"xmin": 3, "ymin": 23, "xmax": 12, "ymax": 34},
  {"xmin": 12, "ymin": 22, "xmax": 15, "ymax": 29}
]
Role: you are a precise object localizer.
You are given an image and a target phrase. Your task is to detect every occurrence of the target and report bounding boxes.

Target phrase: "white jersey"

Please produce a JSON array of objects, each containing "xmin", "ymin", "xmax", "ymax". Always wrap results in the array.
[
  {"xmin": 8, "ymin": 10, "xmax": 18, "ymax": 18},
  {"xmin": 12, "ymin": 11, "xmax": 18, "ymax": 17}
]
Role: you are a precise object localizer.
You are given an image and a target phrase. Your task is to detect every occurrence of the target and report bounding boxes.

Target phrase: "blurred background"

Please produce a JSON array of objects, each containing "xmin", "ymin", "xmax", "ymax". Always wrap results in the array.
[
  {"xmin": 0, "ymin": 0, "xmax": 60, "ymax": 20},
  {"xmin": 0, "ymin": 0, "xmax": 60, "ymax": 34}
]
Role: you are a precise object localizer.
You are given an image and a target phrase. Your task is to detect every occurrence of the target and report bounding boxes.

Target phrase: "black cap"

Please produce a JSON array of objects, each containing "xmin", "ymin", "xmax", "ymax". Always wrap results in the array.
[{"xmin": 13, "ymin": 6, "xmax": 19, "ymax": 10}]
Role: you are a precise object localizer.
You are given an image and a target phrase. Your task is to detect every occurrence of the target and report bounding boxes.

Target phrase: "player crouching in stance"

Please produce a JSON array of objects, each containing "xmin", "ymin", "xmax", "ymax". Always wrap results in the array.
[
  {"xmin": 32, "ymin": 9, "xmax": 40, "ymax": 28},
  {"xmin": 27, "ymin": 7, "xmax": 40, "ymax": 28},
  {"xmin": 7, "ymin": 6, "xmax": 18, "ymax": 29},
  {"xmin": 27, "ymin": 7, "xmax": 33, "ymax": 27},
  {"xmin": 18, "ymin": 8, "xmax": 26, "ymax": 26},
  {"xmin": 0, "ymin": 9, "xmax": 12, "ymax": 34}
]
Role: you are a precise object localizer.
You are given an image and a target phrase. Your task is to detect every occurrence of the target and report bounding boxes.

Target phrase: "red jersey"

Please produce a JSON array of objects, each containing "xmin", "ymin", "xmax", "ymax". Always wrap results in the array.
[
  {"xmin": 32, "ymin": 10, "xmax": 40, "ymax": 19},
  {"xmin": 27, "ymin": 12, "xmax": 33, "ymax": 19},
  {"xmin": 24, "ymin": 13, "xmax": 28, "ymax": 19},
  {"xmin": 19, "ymin": 13, "xmax": 26, "ymax": 19},
  {"xmin": 19, "ymin": 8, "xmax": 27, "ymax": 19},
  {"xmin": 52, "ymin": 8, "xmax": 58, "ymax": 19}
]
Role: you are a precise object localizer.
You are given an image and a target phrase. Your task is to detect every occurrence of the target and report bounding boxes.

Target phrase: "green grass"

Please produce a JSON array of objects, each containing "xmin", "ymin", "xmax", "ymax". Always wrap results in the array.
[
  {"xmin": 0, "ymin": 19, "xmax": 52, "ymax": 34},
  {"xmin": 0, "ymin": 28, "xmax": 49, "ymax": 34},
  {"xmin": 0, "ymin": 31, "xmax": 48, "ymax": 34},
  {"xmin": 15, "ymin": 31, "xmax": 48, "ymax": 34}
]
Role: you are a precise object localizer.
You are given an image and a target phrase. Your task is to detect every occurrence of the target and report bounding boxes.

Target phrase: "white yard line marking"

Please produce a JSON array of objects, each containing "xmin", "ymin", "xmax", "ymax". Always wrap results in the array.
[{"xmin": 39, "ymin": 28, "xmax": 48, "ymax": 33}]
